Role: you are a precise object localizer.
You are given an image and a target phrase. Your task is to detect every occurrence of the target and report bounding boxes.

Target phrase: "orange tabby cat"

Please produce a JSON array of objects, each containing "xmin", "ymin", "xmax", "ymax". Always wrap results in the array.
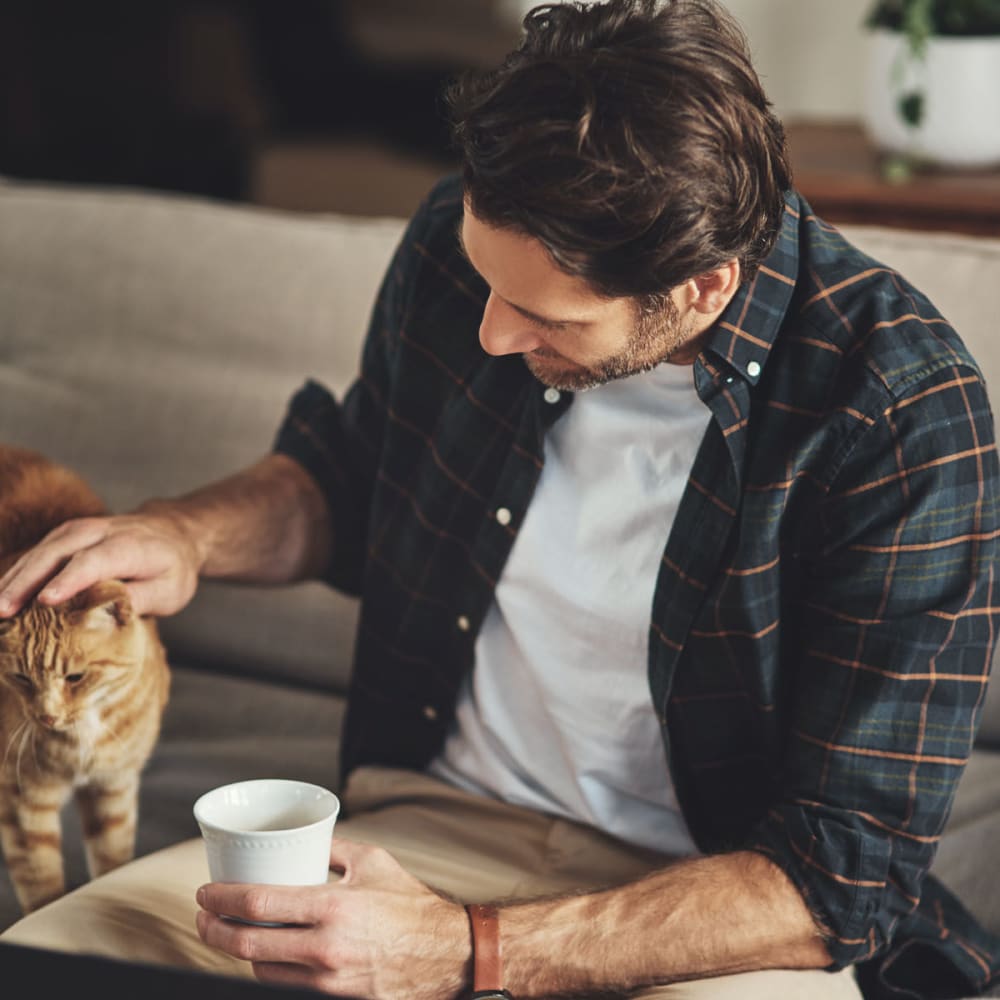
[{"xmin": 0, "ymin": 445, "xmax": 170, "ymax": 914}]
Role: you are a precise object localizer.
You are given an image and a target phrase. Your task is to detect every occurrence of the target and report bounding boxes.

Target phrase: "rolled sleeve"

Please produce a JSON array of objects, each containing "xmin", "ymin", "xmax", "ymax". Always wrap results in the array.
[{"xmin": 274, "ymin": 379, "xmax": 369, "ymax": 593}]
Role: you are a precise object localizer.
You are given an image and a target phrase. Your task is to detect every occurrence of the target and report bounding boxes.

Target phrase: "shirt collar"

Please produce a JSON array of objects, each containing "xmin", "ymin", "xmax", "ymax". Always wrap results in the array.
[{"xmin": 699, "ymin": 191, "xmax": 802, "ymax": 387}]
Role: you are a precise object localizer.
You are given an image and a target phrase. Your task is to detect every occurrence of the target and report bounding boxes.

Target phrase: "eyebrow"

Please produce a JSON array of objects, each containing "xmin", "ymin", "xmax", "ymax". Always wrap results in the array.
[{"xmin": 454, "ymin": 220, "xmax": 580, "ymax": 330}]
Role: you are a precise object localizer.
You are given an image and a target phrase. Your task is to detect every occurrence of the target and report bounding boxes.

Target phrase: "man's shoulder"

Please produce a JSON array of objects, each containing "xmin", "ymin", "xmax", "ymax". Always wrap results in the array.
[
  {"xmin": 395, "ymin": 173, "xmax": 482, "ymax": 296},
  {"xmin": 789, "ymin": 198, "xmax": 983, "ymax": 398},
  {"xmin": 422, "ymin": 173, "xmax": 464, "ymax": 216},
  {"xmin": 406, "ymin": 173, "xmax": 465, "ymax": 250},
  {"xmin": 381, "ymin": 173, "xmax": 487, "ymax": 373},
  {"xmin": 381, "ymin": 171, "xmax": 483, "ymax": 321}
]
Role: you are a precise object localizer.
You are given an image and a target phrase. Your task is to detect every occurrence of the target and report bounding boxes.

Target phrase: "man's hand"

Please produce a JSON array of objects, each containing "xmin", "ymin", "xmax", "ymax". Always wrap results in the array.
[
  {"xmin": 0, "ymin": 509, "xmax": 203, "ymax": 618},
  {"xmin": 198, "ymin": 841, "xmax": 831, "ymax": 999},
  {"xmin": 0, "ymin": 453, "xmax": 334, "ymax": 619},
  {"xmin": 195, "ymin": 839, "xmax": 472, "ymax": 1000}
]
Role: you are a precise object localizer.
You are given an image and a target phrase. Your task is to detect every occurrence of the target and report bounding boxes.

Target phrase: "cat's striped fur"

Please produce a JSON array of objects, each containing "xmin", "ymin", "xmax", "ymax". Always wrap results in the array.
[{"xmin": 0, "ymin": 446, "xmax": 170, "ymax": 914}]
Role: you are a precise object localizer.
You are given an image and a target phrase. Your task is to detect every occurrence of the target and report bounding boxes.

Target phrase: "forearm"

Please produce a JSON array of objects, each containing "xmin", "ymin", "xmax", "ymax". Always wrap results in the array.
[
  {"xmin": 499, "ymin": 850, "xmax": 831, "ymax": 997},
  {"xmin": 138, "ymin": 453, "xmax": 333, "ymax": 585},
  {"xmin": 194, "ymin": 841, "xmax": 830, "ymax": 1000}
]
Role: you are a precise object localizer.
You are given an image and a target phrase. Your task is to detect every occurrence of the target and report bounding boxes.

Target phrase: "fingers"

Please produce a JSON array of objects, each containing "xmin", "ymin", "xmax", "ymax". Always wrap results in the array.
[
  {"xmin": 196, "ymin": 909, "xmax": 316, "ymax": 965},
  {"xmin": 0, "ymin": 514, "xmax": 198, "ymax": 619},
  {"xmin": 196, "ymin": 866, "xmax": 467, "ymax": 998},
  {"xmin": 35, "ymin": 546, "xmax": 121, "ymax": 606},
  {"xmin": 197, "ymin": 882, "xmax": 327, "ymax": 929},
  {"xmin": 122, "ymin": 579, "xmax": 174, "ymax": 619},
  {"xmin": 0, "ymin": 518, "xmax": 110, "ymax": 616},
  {"xmin": 195, "ymin": 884, "xmax": 338, "ymax": 976}
]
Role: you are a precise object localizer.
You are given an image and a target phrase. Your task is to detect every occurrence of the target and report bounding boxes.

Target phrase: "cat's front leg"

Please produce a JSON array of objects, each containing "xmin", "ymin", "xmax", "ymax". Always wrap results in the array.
[
  {"xmin": 75, "ymin": 775, "xmax": 139, "ymax": 878},
  {"xmin": 0, "ymin": 778, "xmax": 69, "ymax": 913}
]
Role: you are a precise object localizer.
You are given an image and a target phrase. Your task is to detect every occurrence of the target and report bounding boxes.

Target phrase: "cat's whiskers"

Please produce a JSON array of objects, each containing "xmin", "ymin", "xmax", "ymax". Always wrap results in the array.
[
  {"xmin": 90, "ymin": 712, "xmax": 125, "ymax": 759},
  {"xmin": 29, "ymin": 720, "xmax": 42, "ymax": 776},
  {"xmin": 2, "ymin": 717, "xmax": 29, "ymax": 774},
  {"xmin": 14, "ymin": 721, "xmax": 33, "ymax": 792},
  {"xmin": 67, "ymin": 716, "xmax": 84, "ymax": 762},
  {"xmin": 69, "ymin": 714, "xmax": 97, "ymax": 771}
]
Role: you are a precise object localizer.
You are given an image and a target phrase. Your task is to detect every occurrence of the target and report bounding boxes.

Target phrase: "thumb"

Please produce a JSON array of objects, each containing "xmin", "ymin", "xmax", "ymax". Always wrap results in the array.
[
  {"xmin": 328, "ymin": 838, "xmax": 394, "ymax": 883},
  {"xmin": 122, "ymin": 580, "xmax": 167, "ymax": 617},
  {"xmin": 124, "ymin": 576, "xmax": 195, "ymax": 618}
]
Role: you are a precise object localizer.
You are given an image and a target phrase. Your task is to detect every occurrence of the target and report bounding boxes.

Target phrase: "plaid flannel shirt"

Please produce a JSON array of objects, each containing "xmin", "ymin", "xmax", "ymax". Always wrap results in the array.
[{"xmin": 275, "ymin": 175, "xmax": 1000, "ymax": 998}]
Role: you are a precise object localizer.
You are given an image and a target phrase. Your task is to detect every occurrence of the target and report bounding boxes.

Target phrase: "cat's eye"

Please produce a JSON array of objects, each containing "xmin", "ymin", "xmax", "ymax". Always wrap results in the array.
[
  {"xmin": 65, "ymin": 673, "xmax": 86, "ymax": 685},
  {"xmin": 11, "ymin": 673, "xmax": 33, "ymax": 689}
]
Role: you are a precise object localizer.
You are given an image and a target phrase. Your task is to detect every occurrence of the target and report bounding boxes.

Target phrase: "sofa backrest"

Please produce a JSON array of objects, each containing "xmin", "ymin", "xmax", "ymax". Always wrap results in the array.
[
  {"xmin": 1, "ymin": 179, "xmax": 999, "ymax": 738},
  {"xmin": 0, "ymin": 178, "xmax": 405, "ymax": 692}
]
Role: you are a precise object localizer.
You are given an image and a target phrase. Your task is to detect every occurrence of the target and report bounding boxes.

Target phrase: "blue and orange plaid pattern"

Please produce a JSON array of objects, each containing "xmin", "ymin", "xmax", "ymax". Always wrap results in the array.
[{"xmin": 276, "ymin": 176, "xmax": 1000, "ymax": 997}]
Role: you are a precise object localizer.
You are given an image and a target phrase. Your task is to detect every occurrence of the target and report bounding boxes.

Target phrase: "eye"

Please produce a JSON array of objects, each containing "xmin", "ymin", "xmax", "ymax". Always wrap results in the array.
[
  {"xmin": 65, "ymin": 673, "xmax": 86, "ymax": 685},
  {"xmin": 527, "ymin": 314, "xmax": 558, "ymax": 331},
  {"xmin": 11, "ymin": 673, "xmax": 33, "ymax": 689}
]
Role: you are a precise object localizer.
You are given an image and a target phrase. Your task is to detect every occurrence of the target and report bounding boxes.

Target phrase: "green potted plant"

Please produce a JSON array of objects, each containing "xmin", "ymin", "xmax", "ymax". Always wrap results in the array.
[{"xmin": 863, "ymin": 0, "xmax": 1000, "ymax": 169}]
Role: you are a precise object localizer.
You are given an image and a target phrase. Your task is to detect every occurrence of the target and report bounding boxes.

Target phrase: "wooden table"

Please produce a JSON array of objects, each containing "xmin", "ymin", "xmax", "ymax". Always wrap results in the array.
[{"xmin": 784, "ymin": 121, "xmax": 1000, "ymax": 237}]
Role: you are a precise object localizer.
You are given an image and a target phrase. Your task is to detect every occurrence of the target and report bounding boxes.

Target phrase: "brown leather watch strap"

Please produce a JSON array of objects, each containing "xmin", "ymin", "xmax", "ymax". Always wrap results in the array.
[{"xmin": 466, "ymin": 902, "xmax": 504, "ymax": 993}]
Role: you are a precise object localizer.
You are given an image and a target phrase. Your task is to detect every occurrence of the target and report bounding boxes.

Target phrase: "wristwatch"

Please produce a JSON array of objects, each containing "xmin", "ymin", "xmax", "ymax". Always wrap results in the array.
[{"xmin": 466, "ymin": 903, "xmax": 514, "ymax": 1000}]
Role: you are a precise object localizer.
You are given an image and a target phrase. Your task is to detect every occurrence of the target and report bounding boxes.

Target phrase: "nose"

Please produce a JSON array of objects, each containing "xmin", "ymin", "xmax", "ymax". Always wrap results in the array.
[
  {"xmin": 39, "ymin": 714, "xmax": 58, "ymax": 729},
  {"xmin": 479, "ymin": 292, "xmax": 546, "ymax": 357}
]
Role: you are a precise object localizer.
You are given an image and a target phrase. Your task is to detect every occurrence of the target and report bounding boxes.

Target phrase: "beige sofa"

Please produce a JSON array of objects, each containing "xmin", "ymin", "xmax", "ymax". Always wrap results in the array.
[{"xmin": 1, "ymin": 176, "xmax": 999, "ymax": 995}]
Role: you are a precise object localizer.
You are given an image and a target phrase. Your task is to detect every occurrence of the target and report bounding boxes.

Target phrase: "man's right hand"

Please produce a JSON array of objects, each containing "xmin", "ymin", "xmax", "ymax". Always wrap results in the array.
[
  {"xmin": 0, "ymin": 509, "xmax": 204, "ymax": 619},
  {"xmin": 0, "ymin": 454, "xmax": 333, "ymax": 620}
]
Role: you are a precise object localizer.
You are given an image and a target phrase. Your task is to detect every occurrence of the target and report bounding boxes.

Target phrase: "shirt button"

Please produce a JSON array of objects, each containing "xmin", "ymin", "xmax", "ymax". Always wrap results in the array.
[
  {"xmin": 543, "ymin": 387, "xmax": 561, "ymax": 404},
  {"xmin": 456, "ymin": 615, "xmax": 471, "ymax": 632},
  {"xmin": 422, "ymin": 705, "xmax": 438, "ymax": 722},
  {"xmin": 495, "ymin": 507, "xmax": 512, "ymax": 526},
  {"xmin": 747, "ymin": 361, "xmax": 761, "ymax": 378}
]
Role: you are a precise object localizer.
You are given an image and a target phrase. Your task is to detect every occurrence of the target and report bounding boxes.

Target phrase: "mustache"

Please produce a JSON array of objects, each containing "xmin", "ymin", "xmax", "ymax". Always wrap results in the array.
[{"xmin": 527, "ymin": 347, "xmax": 563, "ymax": 361}]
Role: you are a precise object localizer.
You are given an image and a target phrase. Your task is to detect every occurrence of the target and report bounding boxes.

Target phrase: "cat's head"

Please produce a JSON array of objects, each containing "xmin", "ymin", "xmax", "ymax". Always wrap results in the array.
[{"xmin": 0, "ymin": 581, "xmax": 144, "ymax": 734}]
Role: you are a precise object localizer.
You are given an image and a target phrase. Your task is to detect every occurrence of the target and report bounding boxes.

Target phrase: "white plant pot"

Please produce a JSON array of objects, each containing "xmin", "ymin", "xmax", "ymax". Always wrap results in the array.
[{"xmin": 863, "ymin": 28, "xmax": 1000, "ymax": 168}]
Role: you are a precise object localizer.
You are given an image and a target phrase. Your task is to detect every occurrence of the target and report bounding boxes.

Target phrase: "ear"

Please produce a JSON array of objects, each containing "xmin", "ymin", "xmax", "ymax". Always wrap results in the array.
[
  {"xmin": 685, "ymin": 259, "xmax": 742, "ymax": 315},
  {"xmin": 68, "ymin": 582, "xmax": 133, "ymax": 631}
]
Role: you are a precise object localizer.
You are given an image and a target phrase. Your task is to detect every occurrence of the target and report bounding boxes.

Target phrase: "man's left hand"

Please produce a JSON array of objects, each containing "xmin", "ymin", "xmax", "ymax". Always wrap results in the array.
[{"xmin": 196, "ymin": 839, "xmax": 472, "ymax": 1000}]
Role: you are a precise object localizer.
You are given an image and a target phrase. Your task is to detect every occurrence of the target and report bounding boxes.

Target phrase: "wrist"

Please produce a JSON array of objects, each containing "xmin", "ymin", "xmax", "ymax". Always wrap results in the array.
[
  {"xmin": 135, "ymin": 499, "xmax": 212, "ymax": 574},
  {"xmin": 500, "ymin": 894, "xmax": 597, "ymax": 998},
  {"xmin": 442, "ymin": 899, "xmax": 474, "ymax": 1000},
  {"xmin": 465, "ymin": 903, "xmax": 512, "ymax": 1000}
]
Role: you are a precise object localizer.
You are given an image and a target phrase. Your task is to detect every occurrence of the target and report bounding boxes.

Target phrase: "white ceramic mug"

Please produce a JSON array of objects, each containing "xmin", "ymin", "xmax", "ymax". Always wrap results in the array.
[{"xmin": 193, "ymin": 778, "xmax": 340, "ymax": 886}]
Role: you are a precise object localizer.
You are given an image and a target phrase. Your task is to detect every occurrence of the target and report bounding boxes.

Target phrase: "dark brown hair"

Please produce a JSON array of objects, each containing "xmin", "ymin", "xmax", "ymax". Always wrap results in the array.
[{"xmin": 447, "ymin": 0, "xmax": 792, "ymax": 299}]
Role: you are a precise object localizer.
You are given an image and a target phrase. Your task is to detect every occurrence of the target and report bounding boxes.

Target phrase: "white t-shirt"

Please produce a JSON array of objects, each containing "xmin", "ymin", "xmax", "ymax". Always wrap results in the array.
[{"xmin": 429, "ymin": 361, "xmax": 710, "ymax": 854}]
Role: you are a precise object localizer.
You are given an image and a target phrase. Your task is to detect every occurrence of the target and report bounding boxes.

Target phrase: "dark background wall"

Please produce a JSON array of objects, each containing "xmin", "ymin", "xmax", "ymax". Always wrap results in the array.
[{"xmin": 0, "ymin": 0, "xmax": 518, "ymax": 215}]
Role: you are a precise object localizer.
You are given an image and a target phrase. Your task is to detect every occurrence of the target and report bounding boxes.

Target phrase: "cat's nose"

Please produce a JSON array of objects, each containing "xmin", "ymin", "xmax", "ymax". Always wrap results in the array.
[{"xmin": 38, "ymin": 714, "xmax": 58, "ymax": 729}]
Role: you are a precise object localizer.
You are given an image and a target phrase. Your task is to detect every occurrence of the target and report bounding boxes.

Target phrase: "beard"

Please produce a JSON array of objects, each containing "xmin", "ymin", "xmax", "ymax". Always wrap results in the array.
[{"xmin": 522, "ymin": 296, "xmax": 694, "ymax": 392}]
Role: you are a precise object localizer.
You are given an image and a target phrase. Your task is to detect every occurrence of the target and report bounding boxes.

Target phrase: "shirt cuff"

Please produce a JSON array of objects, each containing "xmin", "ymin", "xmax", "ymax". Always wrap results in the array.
[{"xmin": 272, "ymin": 378, "xmax": 367, "ymax": 594}]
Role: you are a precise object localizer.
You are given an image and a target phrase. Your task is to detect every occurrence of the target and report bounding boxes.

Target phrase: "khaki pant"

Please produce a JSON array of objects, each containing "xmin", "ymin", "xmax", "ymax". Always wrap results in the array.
[{"xmin": 2, "ymin": 766, "xmax": 860, "ymax": 999}]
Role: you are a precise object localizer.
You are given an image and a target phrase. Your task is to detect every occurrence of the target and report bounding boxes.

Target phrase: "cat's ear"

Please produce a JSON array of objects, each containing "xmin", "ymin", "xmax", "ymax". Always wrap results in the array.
[{"xmin": 68, "ymin": 582, "xmax": 133, "ymax": 630}]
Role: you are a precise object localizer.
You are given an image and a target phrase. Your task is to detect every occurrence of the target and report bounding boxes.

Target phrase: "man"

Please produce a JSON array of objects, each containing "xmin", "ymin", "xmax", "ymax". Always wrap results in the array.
[{"xmin": 1, "ymin": 1, "xmax": 998, "ymax": 997}]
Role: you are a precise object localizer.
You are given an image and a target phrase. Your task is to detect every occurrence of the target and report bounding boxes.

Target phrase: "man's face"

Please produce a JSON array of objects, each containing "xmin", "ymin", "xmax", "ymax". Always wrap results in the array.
[{"xmin": 460, "ymin": 205, "xmax": 701, "ymax": 392}]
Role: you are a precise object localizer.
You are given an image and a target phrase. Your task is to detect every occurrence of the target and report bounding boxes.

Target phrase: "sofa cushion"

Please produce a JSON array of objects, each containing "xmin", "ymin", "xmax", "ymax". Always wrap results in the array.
[
  {"xmin": 932, "ymin": 749, "xmax": 1000, "ymax": 938},
  {"xmin": 0, "ymin": 179, "xmax": 406, "ymax": 691}
]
